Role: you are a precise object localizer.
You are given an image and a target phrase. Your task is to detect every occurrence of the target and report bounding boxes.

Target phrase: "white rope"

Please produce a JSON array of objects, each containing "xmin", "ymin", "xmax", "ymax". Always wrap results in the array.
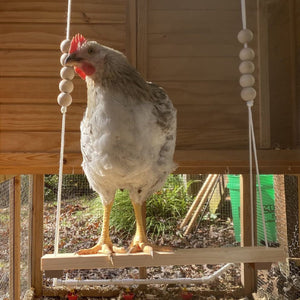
[
  {"xmin": 248, "ymin": 103, "xmax": 268, "ymax": 247},
  {"xmin": 241, "ymin": 0, "xmax": 247, "ymax": 30},
  {"xmin": 66, "ymin": 0, "xmax": 72, "ymax": 40},
  {"xmin": 54, "ymin": 0, "xmax": 72, "ymax": 257},
  {"xmin": 248, "ymin": 103, "xmax": 254, "ymax": 246},
  {"xmin": 240, "ymin": 0, "xmax": 268, "ymax": 248},
  {"xmin": 54, "ymin": 107, "xmax": 67, "ymax": 255}
]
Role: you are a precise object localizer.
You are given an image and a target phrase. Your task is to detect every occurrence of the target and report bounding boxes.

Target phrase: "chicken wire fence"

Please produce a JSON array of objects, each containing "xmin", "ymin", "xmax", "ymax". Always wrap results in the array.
[
  {"xmin": 1, "ymin": 174, "xmax": 297, "ymax": 298},
  {"xmin": 0, "ymin": 175, "xmax": 31, "ymax": 300}
]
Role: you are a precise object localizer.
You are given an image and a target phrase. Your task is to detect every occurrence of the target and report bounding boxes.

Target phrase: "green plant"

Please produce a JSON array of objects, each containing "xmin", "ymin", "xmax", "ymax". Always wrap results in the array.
[{"xmin": 109, "ymin": 175, "xmax": 194, "ymax": 240}]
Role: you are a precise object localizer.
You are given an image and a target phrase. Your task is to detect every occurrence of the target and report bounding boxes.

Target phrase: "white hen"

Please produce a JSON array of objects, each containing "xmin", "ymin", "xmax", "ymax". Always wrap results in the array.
[{"xmin": 65, "ymin": 34, "xmax": 177, "ymax": 255}]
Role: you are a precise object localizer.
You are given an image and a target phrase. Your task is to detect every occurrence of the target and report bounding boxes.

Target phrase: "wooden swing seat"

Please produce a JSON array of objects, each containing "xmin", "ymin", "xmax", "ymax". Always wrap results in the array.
[{"xmin": 41, "ymin": 246, "xmax": 286, "ymax": 272}]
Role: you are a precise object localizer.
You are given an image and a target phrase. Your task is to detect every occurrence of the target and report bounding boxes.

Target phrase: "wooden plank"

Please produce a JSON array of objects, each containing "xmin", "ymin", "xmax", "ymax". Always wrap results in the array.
[
  {"xmin": 0, "ymin": 77, "xmax": 86, "ymax": 104},
  {"xmin": 0, "ymin": 175, "xmax": 14, "ymax": 183},
  {"xmin": 2, "ymin": 150, "xmax": 300, "ymax": 174},
  {"xmin": 9, "ymin": 176, "xmax": 21, "ymax": 300},
  {"xmin": 0, "ymin": 0, "xmax": 126, "ymax": 24},
  {"xmin": 126, "ymin": 0, "xmax": 137, "ymax": 67},
  {"xmin": 0, "ymin": 102, "xmax": 251, "ymax": 132},
  {"xmin": 268, "ymin": 0, "xmax": 295, "ymax": 148},
  {"xmin": 0, "ymin": 24, "xmax": 126, "ymax": 50},
  {"xmin": 148, "ymin": 10, "xmax": 257, "ymax": 34},
  {"xmin": 149, "ymin": 0, "xmax": 257, "ymax": 11},
  {"xmin": 148, "ymin": 33, "xmax": 241, "ymax": 58},
  {"xmin": 184, "ymin": 175, "xmax": 218, "ymax": 235},
  {"xmin": 148, "ymin": 57, "xmax": 240, "ymax": 81},
  {"xmin": 257, "ymin": 0, "xmax": 271, "ymax": 149},
  {"xmin": 0, "ymin": 79, "xmax": 242, "ymax": 105},
  {"xmin": 30, "ymin": 175, "xmax": 44, "ymax": 297},
  {"xmin": 0, "ymin": 132, "xmax": 80, "ymax": 153},
  {"xmin": 180, "ymin": 174, "xmax": 214, "ymax": 229},
  {"xmin": 41, "ymin": 247, "xmax": 285, "ymax": 271},
  {"xmin": 137, "ymin": 0, "xmax": 148, "ymax": 77},
  {"xmin": 0, "ymin": 103, "xmax": 84, "ymax": 132},
  {"xmin": 240, "ymin": 174, "xmax": 257, "ymax": 295}
]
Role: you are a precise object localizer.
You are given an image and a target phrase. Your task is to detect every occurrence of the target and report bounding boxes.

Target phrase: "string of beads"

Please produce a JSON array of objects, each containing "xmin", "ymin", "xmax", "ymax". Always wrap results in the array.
[
  {"xmin": 237, "ymin": 28, "xmax": 256, "ymax": 103},
  {"xmin": 57, "ymin": 39, "xmax": 75, "ymax": 110}
]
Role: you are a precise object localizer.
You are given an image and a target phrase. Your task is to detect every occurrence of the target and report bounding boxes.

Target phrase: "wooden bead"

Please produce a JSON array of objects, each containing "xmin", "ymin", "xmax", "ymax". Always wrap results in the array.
[
  {"xmin": 239, "ymin": 47, "xmax": 255, "ymax": 61},
  {"xmin": 59, "ymin": 79, "xmax": 74, "ymax": 93},
  {"xmin": 60, "ymin": 67, "xmax": 75, "ymax": 80},
  {"xmin": 239, "ymin": 74, "xmax": 255, "ymax": 88},
  {"xmin": 237, "ymin": 29, "xmax": 253, "ymax": 44},
  {"xmin": 60, "ymin": 39, "xmax": 70, "ymax": 53},
  {"xmin": 60, "ymin": 53, "xmax": 69, "ymax": 66},
  {"xmin": 239, "ymin": 61, "xmax": 255, "ymax": 74},
  {"xmin": 57, "ymin": 92, "xmax": 72, "ymax": 107},
  {"xmin": 241, "ymin": 87, "xmax": 256, "ymax": 102}
]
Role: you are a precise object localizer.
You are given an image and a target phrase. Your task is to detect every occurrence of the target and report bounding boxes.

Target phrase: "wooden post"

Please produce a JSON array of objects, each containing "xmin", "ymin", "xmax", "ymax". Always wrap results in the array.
[
  {"xmin": 9, "ymin": 176, "xmax": 21, "ymax": 300},
  {"xmin": 240, "ymin": 174, "xmax": 257, "ymax": 295},
  {"xmin": 30, "ymin": 175, "xmax": 44, "ymax": 297}
]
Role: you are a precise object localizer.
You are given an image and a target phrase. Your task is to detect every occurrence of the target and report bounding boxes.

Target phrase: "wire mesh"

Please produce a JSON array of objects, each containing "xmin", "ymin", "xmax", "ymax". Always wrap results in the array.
[
  {"xmin": 256, "ymin": 175, "xmax": 300, "ymax": 300},
  {"xmin": 0, "ymin": 179, "xmax": 10, "ymax": 300},
  {"xmin": 0, "ymin": 176, "xmax": 33, "ymax": 300}
]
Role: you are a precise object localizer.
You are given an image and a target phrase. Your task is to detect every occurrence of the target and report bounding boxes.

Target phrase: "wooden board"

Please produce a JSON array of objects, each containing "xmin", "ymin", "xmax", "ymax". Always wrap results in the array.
[
  {"xmin": 41, "ymin": 247, "xmax": 285, "ymax": 271},
  {"xmin": 1, "ymin": 150, "xmax": 300, "ymax": 175},
  {"xmin": 0, "ymin": 0, "xmax": 126, "ymax": 24}
]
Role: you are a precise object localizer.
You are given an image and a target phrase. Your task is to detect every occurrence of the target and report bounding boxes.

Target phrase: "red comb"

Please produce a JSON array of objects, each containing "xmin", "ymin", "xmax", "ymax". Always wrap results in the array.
[{"xmin": 69, "ymin": 33, "xmax": 86, "ymax": 54}]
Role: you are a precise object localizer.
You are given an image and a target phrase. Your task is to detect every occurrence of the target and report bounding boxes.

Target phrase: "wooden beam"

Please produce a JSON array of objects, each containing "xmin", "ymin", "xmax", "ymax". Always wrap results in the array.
[
  {"xmin": 180, "ymin": 174, "xmax": 214, "ymax": 229},
  {"xmin": 9, "ymin": 176, "xmax": 21, "ymax": 300},
  {"xmin": 41, "ymin": 247, "xmax": 285, "ymax": 271},
  {"xmin": 2, "ymin": 149, "xmax": 300, "ymax": 174},
  {"xmin": 240, "ymin": 174, "xmax": 257, "ymax": 296},
  {"xmin": 30, "ymin": 175, "xmax": 44, "ymax": 297},
  {"xmin": 137, "ymin": 0, "xmax": 148, "ymax": 78},
  {"xmin": 126, "ymin": 0, "xmax": 137, "ymax": 67},
  {"xmin": 184, "ymin": 174, "xmax": 218, "ymax": 235},
  {"xmin": 257, "ymin": 0, "xmax": 271, "ymax": 148}
]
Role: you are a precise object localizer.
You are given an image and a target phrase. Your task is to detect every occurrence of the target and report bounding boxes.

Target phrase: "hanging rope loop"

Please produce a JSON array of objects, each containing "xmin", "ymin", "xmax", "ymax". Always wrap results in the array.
[
  {"xmin": 239, "ymin": 0, "xmax": 268, "ymax": 248},
  {"xmin": 54, "ymin": 0, "xmax": 73, "ymax": 257}
]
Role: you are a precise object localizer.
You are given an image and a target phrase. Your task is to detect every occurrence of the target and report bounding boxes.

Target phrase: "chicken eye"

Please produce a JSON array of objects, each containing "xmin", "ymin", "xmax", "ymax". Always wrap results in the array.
[{"xmin": 87, "ymin": 47, "xmax": 94, "ymax": 55}]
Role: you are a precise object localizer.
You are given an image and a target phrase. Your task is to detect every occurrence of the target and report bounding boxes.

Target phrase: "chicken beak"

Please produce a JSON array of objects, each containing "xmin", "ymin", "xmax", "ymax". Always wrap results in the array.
[{"xmin": 64, "ymin": 53, "xmax": 83, "ymax": 66}]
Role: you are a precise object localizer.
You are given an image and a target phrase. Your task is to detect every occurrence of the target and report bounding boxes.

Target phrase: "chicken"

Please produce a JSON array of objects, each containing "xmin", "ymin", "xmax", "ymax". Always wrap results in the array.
[{"xmin": 65, "ymin": 34, "xmax": 177, "ymax": 255}]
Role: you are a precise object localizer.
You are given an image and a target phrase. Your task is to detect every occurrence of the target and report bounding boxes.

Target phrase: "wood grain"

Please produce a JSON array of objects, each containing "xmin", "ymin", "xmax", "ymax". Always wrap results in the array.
[
  {"xmin": 0, "ymin": 0, "xmax": 126, "ymax": 24},
  {"xmin": 0, "ymin": 24, "xmax": 126, "ymax": 50},
  {"xmin": 148, "ymin": 10, "xmax": 257, "ymax": 34},
  {"xmin": 1, "ymin": 150, "xmax": 300, "ymax": 174},
  {"xmin": 30, "ymin": 175, "xmax": 44, "ymax": 297},
  {"xmin": 149, "ymin": 0, "xmax": 257, "ymax": 11},
  {"xmin": 148, "ymin": 57, "xmax": 240, "ymax": 81},
  {"xmin": 41, "ymin": 247, "xmax": 285, "ymax": 271}
]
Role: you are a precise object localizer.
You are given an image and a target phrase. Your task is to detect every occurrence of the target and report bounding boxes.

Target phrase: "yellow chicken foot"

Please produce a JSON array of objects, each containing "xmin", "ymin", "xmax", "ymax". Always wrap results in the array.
[
  {"xmin": 128, "ymin": 202, "xmax": 172, "ymax": 256},
  {"xmin": 77, "ymin": 202, "xmax": 126, "ymax": 255}
]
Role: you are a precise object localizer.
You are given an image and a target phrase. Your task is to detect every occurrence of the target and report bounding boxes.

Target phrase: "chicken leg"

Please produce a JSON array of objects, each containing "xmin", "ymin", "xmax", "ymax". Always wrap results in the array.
[
  {"xmin": 77, "ymin": 202, "xmax": 126, "ymax": 255},
  {"xmin": 128, "ymin": 201, "xmax": 172, "ymax": 255}
]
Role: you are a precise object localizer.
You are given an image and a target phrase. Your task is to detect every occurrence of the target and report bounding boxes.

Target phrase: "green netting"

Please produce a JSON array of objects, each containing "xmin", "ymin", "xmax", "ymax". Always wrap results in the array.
[{"xmin": 227, "ymin": 175, "xmax": 276, "ymax": 244}]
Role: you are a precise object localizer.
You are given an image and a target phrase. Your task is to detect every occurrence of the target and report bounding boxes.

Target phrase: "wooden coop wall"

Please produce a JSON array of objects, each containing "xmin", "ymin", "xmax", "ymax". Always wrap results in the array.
[{"xmin": 0, "ymin": 0, "xmax": 300, "ymax": 174}]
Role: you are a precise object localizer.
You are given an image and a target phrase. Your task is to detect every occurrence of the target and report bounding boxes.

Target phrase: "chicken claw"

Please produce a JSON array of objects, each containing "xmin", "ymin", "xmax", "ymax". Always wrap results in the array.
[{"xmin": 76, "ymin": 243, "xmax": 126, "ymax": 255}]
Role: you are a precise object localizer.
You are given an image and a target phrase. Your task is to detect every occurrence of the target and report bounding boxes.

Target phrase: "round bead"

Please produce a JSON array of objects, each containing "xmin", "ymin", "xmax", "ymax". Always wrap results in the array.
[
  {"xmin": 239, "ymin": 74, "xmax": 255, "ymax": 88},
  {"xmin": 239, "ymin": 47, "xmax": 255, "ymax": 61},
  {"xmin": 241, "ymin": 87, "xmax": 256, "ymax": 102},
  {"xmin": 57, "ymin": 92, "xmax": 72, "ymax": 107},
  {"xmin": 60, "ymin": 53, "xmax": 69, "ymax": 66},
  {"xmin": 60, "ymin": 39, "xmax": 70, "ymax": 53},
  {"xmin": 59, "ymin": 79, "xmax": 74, "ymax": 93},
  {"xmin": 239, "ymin": 61, "xmax": 255, "ymax": 74},
  {"xmin": 60, "ymin": 66, "xmax": 75, "ymax": 80},
  {"xmin": 237, "ymin": 29, "xmax": 253, "ymax": 44}
]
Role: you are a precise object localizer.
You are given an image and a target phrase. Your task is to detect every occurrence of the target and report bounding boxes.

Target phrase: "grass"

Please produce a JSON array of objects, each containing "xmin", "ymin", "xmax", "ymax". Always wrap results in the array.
[{"xmin": 109, "ymin": 174, "xmax": 194, "ymax": 240}]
